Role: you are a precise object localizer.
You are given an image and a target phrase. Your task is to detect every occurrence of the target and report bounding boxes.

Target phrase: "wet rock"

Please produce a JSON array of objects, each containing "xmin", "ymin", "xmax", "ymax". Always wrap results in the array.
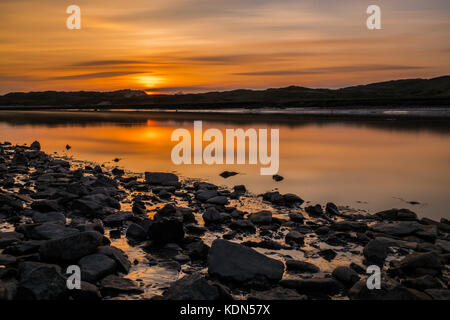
[
  {"xmin": 103, "ymin": 212, "xmax": 133, "ymax": 227},
  {"xmin": 371, "ymin": 221, "xmax": 423, "ymax": 237},
  {"xmin": 79, "ymin": 254, "xmax": 116, "ymax": 283},
  {"xmin": 325, "ymin": 202, "xmax": 340, "ymax": 215},
  {"xmin": 17, "ymin": 262, "xmax": 67, "ymax": 300},
  {"xmin": 196, "ymin": 189, "xmax": 218, "ymax": 202},
  {"xmin": 69, "ymin": 281, "xmax": 101, "ymax": 300},
  {"xmin": 186, "ymin": 240, "xmax": 209, "ymax": 260},
  {"xmin": 30, "ymin": 141, "xmax": 41, "ymax": 151},
  {"xmin": 203, "ymin": 207, "xmax": 229, "ymax": 224},
  {"xmin": 283, "ymin": 194, "xmax": 304, "ymax": 206},
  {"xmin": 145, "ymin": 172, "xmax": 179, "ymax": 186},
  {"xmin": 288, "ymin": 212, "xmax": 304, "ymax": 223},
  {"xmin": 185, "ymin": 224, "xmax": 207, "ymax": 235},
  {"xmin": 0, "ymin": 232, "xmax": 24, "ymax": 249},
  {"xmin": 233, "ymin": 185, "xmax": 246, "ymax": 194},
  {"xmin": 39, "ymin": 231, "xmax": 103, "ymax": 262},
  {"xmin": 96, "ymin": 246, "xmax": 131, "ymax": 274},
  {"xmin": 148, "ymin": 218, "xmax": 184, "ymax": 245},
  {"xmin": 318, "ymin": 249, "xmax": 337, "ymax": 261},
  {"xmin": 31, "ymin": 223, "xmax": 80, "ymax": 240},
  {"xmin": 396, "ymin": 252, "xmax": 442, "ymax": 276},
  {"xmin": 206, "ymin": 196, "xmax": 228, "ymax": 205},
  {"xmin": 332, "ymin": 266, "xmax": 360, "ymax": 287},
  {"xmin": 315, "ymin": 226, "xmax": 330, "ymax": 235},
  {"xmin": 32, "ymin": 211, "xmax": 66, "ymax": 224},
  {"xmin": 163, "ymin": 273, "xmax": 220, "ymax": 300},
  {"xmin": 331, "ymin": 221, "xmax": 367, "ymax": 232},
  {"xmin": 375, "ymin": 208, "xmax": 418, "ymax": 221},
  {"xmin": 248, "ymin": 210, "xmax": 272, "ymax": 225},
  {"xmin": 219, "ymin": 171, "xmax": 238, "ymax": 179},
  {"xmin": 305, "ymin": 204, "xmax": 323, "ymax": 216},
  {"xmin": 0, "ymin": 194, "xmax": 23, "ymax": 212},
  {"xmin": 285, "ymin": 260, "xmax": 320, "ymax": 273},
  {"xmin": 272, "ymin": 175, "xmax": 284, "ymax": 182},
  {"xmin": 0, "ymin": 254, "xmax": 17, "ymax": 266},
  {"xmin": 100, "ymin": 275, "xmax": 142, "ymax": 296},
  {"xmin": 401, "ymin": 275, "xmax": 443, "ymax": 291},
  {"xmin": 30, "ymin": 200, "xmax": 61, "ymax": 213},
  {"xmin": 111, "ymin": 168, "xmax": 124, "ymax": 176},
  {"xmin": 3, "ymin": 240, "xmax": 42, "ymax": 256},
  {"xmin": 363, "ymin": 239, "xmax": 388, "ymax": 266},
  {"xmin": 126, "ymin": 223, "xmax": 147, "ymax": 242},
  {"xmin": 280, "ymin": 278, "xmax": 343, "ymax": 296},
  {"xmin": 230, "ymin": 219, "xmax": 257, "ymax": 233},
  {"xmin": 285, "ymin": 231, "xmax": 304, "ymax": 246},
  {"xmin": 208, "ymin": 239, "xmax": 284, "ymax": 283},
  {"xmin": 349, "ymin": 278, "xmax": 424, "ymax": 300},
  {"xmin": 248, "ymin": 287, "xmax": 307, "ymax": 300},
  {"xmin": 435, "ymin": 239, "xmax": 450, "ymax": 253}
]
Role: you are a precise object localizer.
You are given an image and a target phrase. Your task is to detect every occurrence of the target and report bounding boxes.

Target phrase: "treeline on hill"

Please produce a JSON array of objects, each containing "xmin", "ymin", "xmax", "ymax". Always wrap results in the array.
[{"xmin": 0, "ymin": 76, "xmax": 449, "ymax": 109}]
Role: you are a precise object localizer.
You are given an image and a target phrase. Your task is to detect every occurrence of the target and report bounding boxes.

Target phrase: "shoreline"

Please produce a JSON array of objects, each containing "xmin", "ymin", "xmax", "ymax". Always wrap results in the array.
[
  {"xmin": 0, "ymin": 141, "xmax": 449, "ymax": 300},
  {"xmin": 1, "ymin": 107, "xmax": 450, "ymax": 119}
]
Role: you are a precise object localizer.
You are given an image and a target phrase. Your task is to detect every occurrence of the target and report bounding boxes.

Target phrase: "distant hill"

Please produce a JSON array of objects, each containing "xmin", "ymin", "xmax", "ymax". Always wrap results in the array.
[{"xmin": 0, "ymin": 76, "xmax": 449, "ymax": 109}]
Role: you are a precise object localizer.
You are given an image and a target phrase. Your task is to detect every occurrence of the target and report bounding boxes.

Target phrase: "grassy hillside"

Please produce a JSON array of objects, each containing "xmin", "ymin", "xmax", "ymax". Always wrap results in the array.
[{"xmin": 0, "ymin": 76, "xmax": 449, "ymax": 109}]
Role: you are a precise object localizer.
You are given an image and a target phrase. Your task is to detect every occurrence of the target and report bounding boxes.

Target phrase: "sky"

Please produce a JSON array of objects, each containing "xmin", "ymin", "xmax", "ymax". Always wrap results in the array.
[{"xmin": 0, "ymin": 0, "xmax": 449, "ymax": 94}]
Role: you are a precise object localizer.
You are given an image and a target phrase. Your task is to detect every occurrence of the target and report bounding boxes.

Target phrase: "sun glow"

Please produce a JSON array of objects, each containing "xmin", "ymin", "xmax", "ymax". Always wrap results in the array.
[{"xmin": 136, "ymin": 75, "xmax": 164, "ymax": 88}]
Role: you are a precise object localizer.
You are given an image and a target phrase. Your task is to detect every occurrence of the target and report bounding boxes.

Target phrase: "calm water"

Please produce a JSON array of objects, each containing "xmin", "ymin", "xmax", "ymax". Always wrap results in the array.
[{"xmin": 1, "ymin": 110, "xmax": 449, "ymax": 220}]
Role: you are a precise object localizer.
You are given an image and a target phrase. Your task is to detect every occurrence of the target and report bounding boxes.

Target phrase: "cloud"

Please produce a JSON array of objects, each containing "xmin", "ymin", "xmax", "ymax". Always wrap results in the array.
[
  {"xmin": 49, "ymin": 71, "xmax": 146, "ymax": 80},
  {"xmin": 233, "ymin": 65, "xmax": 427, "ymax": 76},
  {"xmin": 71, "ymin": 60, "xmax": 148, "ymax": 67}
]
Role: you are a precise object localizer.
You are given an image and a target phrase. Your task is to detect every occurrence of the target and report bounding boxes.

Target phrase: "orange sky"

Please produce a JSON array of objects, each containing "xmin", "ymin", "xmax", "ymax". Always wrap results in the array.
[{"xmin": 0, "ymin": 0, "xmax": 449, "ymax": 94}]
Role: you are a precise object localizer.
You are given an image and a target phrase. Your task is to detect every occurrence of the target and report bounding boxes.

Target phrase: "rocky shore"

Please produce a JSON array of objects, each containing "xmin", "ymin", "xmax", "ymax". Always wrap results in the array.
[{"xmin": 0, "ymin": 141, "xmax": 449, "ymax": 300}]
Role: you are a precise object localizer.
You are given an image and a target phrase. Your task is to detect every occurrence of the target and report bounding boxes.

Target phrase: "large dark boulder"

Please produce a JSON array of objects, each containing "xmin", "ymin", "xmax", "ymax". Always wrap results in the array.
[
  {"xmin": 208, "ymin": 239, "xmax": 284, "ymax": 283},
  {"xmin": 148, "ymin": 218, "xmax": 184, "ymax": 245},
  {"xmin": 17, "ymin": 262, "xmax": 67, "ymax": 300},
  {"xmin": 79, "ymin": 254, "xmax": 116, "ymax": 283},
  {"xmin": 39, "ymin": 231, "xmax": 103, "ymax": 262},
  {"xmin": 145, "ymin": 172, "xmax": 179, "ymax": 186},
  {"xmin": 96, "ymin": 246, "xmax": 131, "ymax": 274}
]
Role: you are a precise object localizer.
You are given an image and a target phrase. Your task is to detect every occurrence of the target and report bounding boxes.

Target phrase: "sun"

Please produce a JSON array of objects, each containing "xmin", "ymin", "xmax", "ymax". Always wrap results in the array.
[{"xmin": 136, "ymin": 75, "xmax": 164, "ymax": 88}]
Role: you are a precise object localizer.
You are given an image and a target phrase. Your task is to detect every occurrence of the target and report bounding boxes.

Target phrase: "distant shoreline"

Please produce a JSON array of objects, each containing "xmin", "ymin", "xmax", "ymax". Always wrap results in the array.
[{"xmin": 1, "ymin": 106, "xmax": 450, "ymax": 119}]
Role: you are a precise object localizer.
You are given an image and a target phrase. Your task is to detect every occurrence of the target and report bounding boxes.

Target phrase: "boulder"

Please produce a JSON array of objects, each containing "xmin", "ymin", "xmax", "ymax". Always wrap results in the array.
[
  {"xmin": 17, "ymin": 262, "xmax": 67, "ymax": 300},
  {"xmin": 96, "ymin": 246, "xmax": 131, "ymax": 274},
  {"xmin": 100, "ymin": 275, "xmax": 142, "ymax": 296},
  {"xmin": 163, "ymin": 273, "xmax": 220, "ymax": 300},
  {"xmin": 208, "ymin": 239, "xmax": 284, "ymax": 283},
  {"xmin": 248, "ymin": 211, "xmax": 272, "ymax": 225},
  {"xmin": 332, "ymin": 266, "xmax": 360, "ymax": 287},
  {"xmin": 30, "ymin": 223, "xmax": 79, "ymax": 240},
  {"xmin": 79, "ymin": 254, "xmax": 116, "ymax": 283},
  {"xmin": 285, "ymin": 231, "xmax": 304, "ymax": 246},
  {"xmin": 148, "ymin": 218, "xmax": 184, "ymax": 245},
  {"xmin": 39, "ymin": 231, "xmax": 103, "ymax": 262},
  {"xmin": 145, "ymin": 172, "xmax": 179, "ymax": 186},
  {"xmin": 69, "ymin": 281, "xmax": 101, "ymax": 300},
  {"xmin": 32, "ymin": 212, "xmax": 66, "ymax": 224},
  {"xmin": 371, "ymin": 221, "xmax": 422, "ymax": 237},
  {"xmin": 285, "ymin": 260, "xmax": 320, "ymax": 273},
  {"xmin": 206, "ymin": 196, "xmax": 228, "ymax": 205},
  {"xmin": 203, "ymin": 207, "xmax": 229, "ymax": 224},
  {"xmin": 363, "ymin": 239, "xmax": 388, "ymax": 266},
  {"xmin": 126, "ymin": 223, "xmax": 147, "ymax": 242}
]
